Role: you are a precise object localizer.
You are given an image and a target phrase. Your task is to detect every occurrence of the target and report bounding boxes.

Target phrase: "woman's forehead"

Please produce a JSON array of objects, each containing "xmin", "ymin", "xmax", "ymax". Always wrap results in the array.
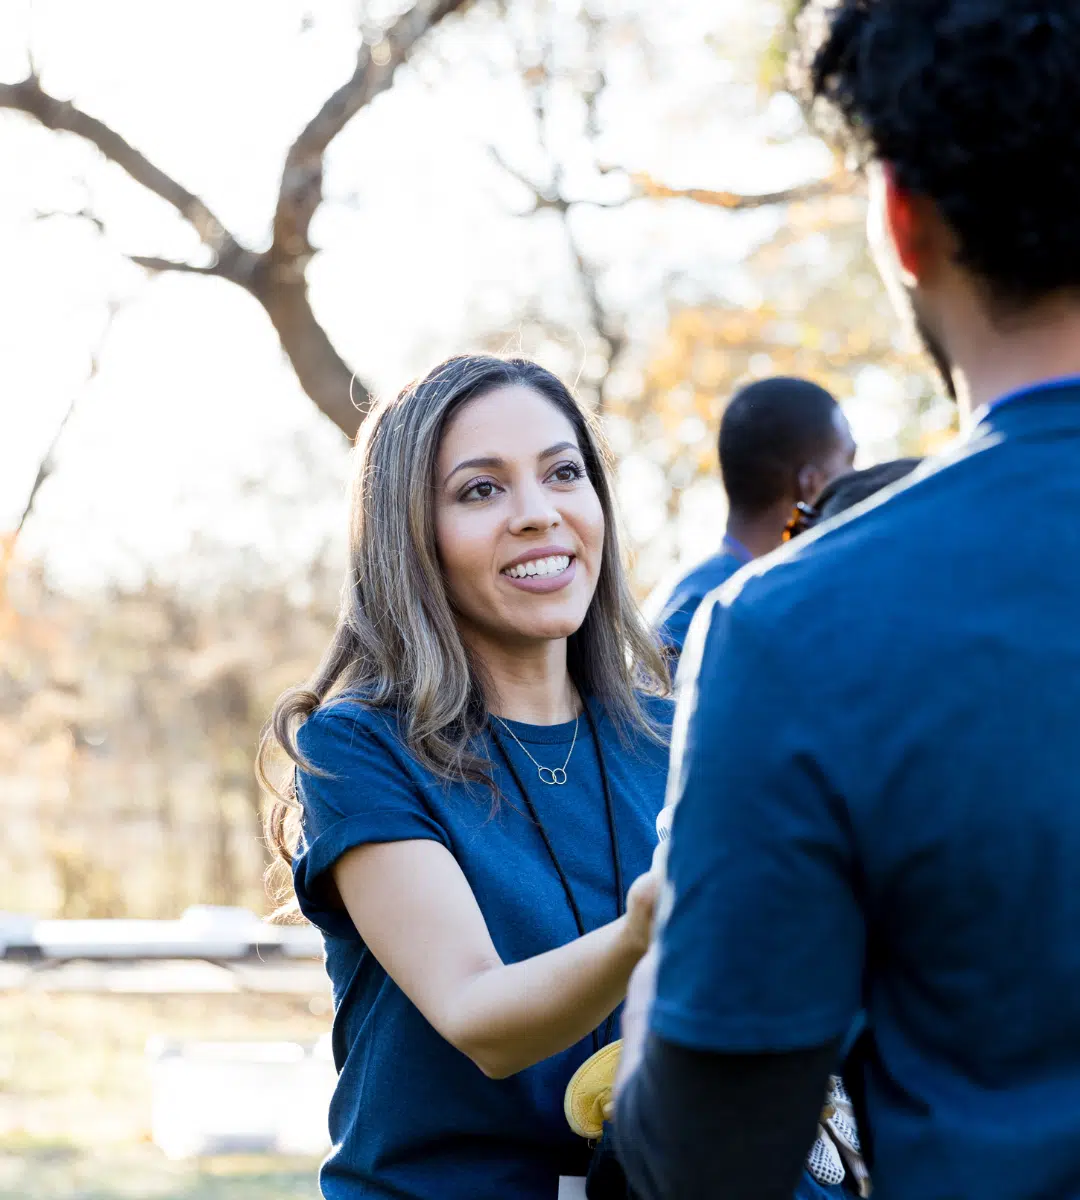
[{"xmin": 439, "ymin": 385, "xmax": 580, "ymax": 460}]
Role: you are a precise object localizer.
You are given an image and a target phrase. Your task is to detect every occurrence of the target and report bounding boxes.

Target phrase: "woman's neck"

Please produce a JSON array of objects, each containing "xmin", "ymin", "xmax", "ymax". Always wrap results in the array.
[{"xmin": 469, "ymin": 633, "xmax": 578, "ymax": 725}]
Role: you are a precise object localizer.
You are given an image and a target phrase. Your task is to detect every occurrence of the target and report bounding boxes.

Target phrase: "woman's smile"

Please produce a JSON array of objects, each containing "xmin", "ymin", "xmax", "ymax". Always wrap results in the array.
[{"xmin": 499, "ymin": 549, "xmax": 577, "ymax": 593}]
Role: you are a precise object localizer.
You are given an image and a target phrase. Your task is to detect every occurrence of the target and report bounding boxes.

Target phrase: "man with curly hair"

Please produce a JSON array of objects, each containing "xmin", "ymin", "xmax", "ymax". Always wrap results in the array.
[{"xmin": 615, "ymin": 3, "xmax": 1080, "ymax": 1197}]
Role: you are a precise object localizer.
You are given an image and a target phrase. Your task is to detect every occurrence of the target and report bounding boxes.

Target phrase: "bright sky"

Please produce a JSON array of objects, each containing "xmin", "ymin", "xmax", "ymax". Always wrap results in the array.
[{"xmin": 0, "ymin": 0, "xmax": 907, "ymax": 590}]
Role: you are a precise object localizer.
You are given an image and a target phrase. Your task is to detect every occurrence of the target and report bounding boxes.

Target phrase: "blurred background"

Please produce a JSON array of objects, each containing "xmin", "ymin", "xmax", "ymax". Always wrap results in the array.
[{"xmin": 0, "ymin": 0, "xmax": 951, "ymax": 1195}]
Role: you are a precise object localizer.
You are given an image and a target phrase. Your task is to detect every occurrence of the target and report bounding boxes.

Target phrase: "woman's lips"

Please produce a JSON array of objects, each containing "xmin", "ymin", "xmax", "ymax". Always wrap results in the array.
[{"xmin": 500, "ymin": 557, "xmax": 577, "ymax": 594}]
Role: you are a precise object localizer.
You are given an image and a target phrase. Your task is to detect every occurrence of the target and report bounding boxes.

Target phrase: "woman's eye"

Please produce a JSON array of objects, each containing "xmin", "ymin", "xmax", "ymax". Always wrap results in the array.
[
  {"xmin": 461, "ymin": 479, "xmax": 500, "ymax": 502},
  {"xmin": 549, "ymin": 462, "xmax": 586, "ymax": 484}
]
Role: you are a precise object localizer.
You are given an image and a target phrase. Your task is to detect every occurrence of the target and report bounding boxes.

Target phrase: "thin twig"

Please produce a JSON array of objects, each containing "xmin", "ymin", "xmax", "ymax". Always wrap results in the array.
[{"xmin": 12, "ymin": 303, "xmax": 120, "ymax": 544}]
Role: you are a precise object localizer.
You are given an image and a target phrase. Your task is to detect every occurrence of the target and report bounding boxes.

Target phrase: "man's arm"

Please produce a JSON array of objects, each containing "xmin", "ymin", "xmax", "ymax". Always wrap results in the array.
[{"xmin": 615, "ymin": 1032, "xmax": 840, "ymax": 1200}]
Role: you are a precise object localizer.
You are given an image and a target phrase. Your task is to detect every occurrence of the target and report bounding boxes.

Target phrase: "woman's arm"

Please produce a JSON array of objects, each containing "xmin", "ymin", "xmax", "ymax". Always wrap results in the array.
[{"xmin": 332, "ymin": 838, "xmax": 657, "ymax": 1079}]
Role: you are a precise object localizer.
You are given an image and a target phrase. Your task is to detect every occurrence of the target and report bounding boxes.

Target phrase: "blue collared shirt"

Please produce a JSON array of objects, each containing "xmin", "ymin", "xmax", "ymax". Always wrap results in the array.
[{"xmin": 653, "ymin": 381, "xmax": 1080, "ymax": 1198}]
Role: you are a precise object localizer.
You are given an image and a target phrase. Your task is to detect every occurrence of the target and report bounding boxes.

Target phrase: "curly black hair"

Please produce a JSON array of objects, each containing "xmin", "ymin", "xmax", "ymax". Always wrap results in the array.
[{"xmin": 790, "ymin": 1, "xmax": 1080, "ymax": 308}]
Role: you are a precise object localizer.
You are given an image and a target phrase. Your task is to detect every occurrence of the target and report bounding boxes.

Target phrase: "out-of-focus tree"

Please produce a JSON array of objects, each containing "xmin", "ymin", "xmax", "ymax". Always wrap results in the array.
[
  {"xmin": 615, "ymin": 193, "xmax": 958, "ymax": 590},
  {"xmin": 0, "ymin": 530, "xmax": 343, "ymax": 917}
]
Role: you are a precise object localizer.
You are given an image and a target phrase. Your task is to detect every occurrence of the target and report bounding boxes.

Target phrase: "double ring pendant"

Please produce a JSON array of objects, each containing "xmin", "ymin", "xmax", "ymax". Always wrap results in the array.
[{"xmin": 494, "ymin": 712, "xmax": 580, "ymax": 786}]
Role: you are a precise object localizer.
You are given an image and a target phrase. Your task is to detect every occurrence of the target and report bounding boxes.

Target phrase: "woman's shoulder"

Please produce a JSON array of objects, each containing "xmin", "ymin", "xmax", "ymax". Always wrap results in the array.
[{"xmin": 296, "ymin": 692, "xmax": 402, "ymax": 764}]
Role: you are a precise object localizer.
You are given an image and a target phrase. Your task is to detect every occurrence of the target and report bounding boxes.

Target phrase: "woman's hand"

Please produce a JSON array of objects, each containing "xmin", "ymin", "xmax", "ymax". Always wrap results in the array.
[
  {"xmin": 624, "ymin": 867, "xmax": 661, "ymax": 957},
  {"xmin": 623, "ymin": 827, "xmax": 672, "ymax": 957}
]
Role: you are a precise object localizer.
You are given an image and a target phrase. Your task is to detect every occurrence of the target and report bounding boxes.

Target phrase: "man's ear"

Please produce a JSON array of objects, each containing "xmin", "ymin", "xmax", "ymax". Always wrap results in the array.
[
  {"xmin": 882, "ymin": 164, "xmax": 931, "ymax": 286},
  {"xmin": 797, "ymin": 464, "xmax": 825, "ymax": 504}
]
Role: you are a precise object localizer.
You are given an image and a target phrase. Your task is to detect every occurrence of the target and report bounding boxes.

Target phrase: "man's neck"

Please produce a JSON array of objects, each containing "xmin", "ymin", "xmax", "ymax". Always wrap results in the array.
[
  {"xmin": 465, "ymin": 630, "xmax": 578, "ymax": 725},
  {"xmin": 950, "ymin": 298, "xmax": 1080, "ymax": 423},
  {"xmin": 725, "ymin": 508, "xmax": 790, "ymax": 561}
]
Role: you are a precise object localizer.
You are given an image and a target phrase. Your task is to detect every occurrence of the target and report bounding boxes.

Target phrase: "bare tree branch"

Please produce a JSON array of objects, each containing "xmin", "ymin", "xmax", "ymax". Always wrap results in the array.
[
  {"xmin": 493, "ymin": 14, "xmax": 628, "ymax": 413},
  {"xmin": 129, "ymin": 255, "xmax": 229, "ymax": 277},
  {"xmin": 250, "ymin": 265, "xmax": 369, "ymax": 440},
  {"xmin": 0, "ymin": 75, "xmax": 244, "ymax": 266},
  {"xmin": 32, "ymin": 205, "xmax": 105, "ymax": 234},
  {"xmin": 10, "ymin": 304, "xmax": 118, "ymax": 547},
  {"xmin": 273, "ymin": 0, "xmax": 472, "ymax": 260},
  {"xmin": 486, "ymin": 146, "xmax": 567, "ymax": 214},
  {"xmin": 0, "ymin": 2, "xmax": 470, "ymax": 440},
  {"xmin": 486, "ymin": 146, "xmax": 631, "ymax": 215},
  {"xmin": 563, "ymin": 221, "xmax": 624, "ymax": 369},
  {"xmin": 625, "ymin": 172, "xmax": 851, "ymax": 210},
  {"xmin": 13, "ymin": 397, "xmax": 77, "ymax": 543}
]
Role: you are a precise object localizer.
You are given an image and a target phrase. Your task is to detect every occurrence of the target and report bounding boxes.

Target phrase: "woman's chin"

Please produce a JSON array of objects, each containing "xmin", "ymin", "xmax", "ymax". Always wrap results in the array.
[{"xmin": 503, "ymin": 607, "xmax": 589, "ymax": 644}]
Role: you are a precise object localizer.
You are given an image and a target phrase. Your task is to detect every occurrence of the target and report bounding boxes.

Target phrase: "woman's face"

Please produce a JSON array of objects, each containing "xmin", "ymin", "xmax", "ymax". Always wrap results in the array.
[{"xmin": 434, "ymin": 384, "xmax": 606, "ymax": 649}]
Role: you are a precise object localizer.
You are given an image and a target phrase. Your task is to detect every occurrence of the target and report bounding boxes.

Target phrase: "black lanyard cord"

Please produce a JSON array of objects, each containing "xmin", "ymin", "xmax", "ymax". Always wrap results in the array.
[
  {"xmin": 488, "ymin": 698, "xmax": 625, "ymax": 1053},
  {"xmin": 581, "ymin": 699, "xmax": 625, "ymax": 923}
]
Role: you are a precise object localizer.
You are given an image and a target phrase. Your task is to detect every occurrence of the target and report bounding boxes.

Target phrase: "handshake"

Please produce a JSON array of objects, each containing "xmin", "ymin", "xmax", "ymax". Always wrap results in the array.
[
  {"xmin": 564, "ymin": 803, "xmax": 676, "ymax": 1140},
  {"xmin": 623, "ymin": 803, "xmax": 675, "ymax": 956}
]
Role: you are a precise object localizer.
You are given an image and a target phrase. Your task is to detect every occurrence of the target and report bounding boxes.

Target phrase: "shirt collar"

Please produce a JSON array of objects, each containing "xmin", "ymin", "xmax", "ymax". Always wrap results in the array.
[
  {"xmin": 721, "ymin": 533, "xmax": 755, "ymax": 565},
  {"xmin": 974, "ymin": 375, "xmax": 1080, "ymax": 430}
]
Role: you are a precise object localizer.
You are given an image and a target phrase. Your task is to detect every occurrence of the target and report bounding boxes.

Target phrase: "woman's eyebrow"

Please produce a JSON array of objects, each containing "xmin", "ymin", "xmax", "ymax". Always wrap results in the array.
[
  {"xmin": 538, "ymin": 440, "xmax": 579, "ymax": 460},
  {"xmin": 442, "ymin": 442, "xmax": 581, "ymax": 488},
  {"xmin": 442, "ymin": 455, "xmax": 504, "ymax": 486}
]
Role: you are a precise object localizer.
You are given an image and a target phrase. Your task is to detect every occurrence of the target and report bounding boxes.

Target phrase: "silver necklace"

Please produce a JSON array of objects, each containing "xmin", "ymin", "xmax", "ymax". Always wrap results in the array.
[{"xmin": 493, "ymin": 713, "xmax": 579, "ymax": 786}]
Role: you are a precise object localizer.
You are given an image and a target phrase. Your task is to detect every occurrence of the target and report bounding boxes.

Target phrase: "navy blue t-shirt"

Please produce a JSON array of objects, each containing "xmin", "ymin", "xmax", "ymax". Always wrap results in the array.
[
  {"xmin": 653, "ymin": 381, "xmax": 1080, "ymax": 1199},
  {"xmin": 293, "ymin": 693, "xmax": 672, "ymax": 1199},
  {"xmin": 653, "ymin": 545, "xmax": 748, "ymax": 661}
]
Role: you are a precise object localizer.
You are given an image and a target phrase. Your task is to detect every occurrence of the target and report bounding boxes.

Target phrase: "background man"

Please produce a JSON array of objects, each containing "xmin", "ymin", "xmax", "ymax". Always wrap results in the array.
[
  {"xmin": 653, "ymin": 376, "xmax": 855, "ymax": 661},
  {"xmin": 616, "ymin": 2, "xmax": 1080, "ymax": 1197}
]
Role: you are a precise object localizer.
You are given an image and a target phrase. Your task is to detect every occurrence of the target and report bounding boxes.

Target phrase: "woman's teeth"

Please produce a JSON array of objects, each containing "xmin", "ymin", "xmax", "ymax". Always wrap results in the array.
[{"xmin": 503, "ymin": 554, "xmax": 572, "ymax": 579}]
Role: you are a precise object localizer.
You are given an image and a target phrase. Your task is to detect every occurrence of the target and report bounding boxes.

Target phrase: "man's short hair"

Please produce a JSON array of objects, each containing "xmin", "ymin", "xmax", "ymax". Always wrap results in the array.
[
  {"xmin": 718, "ymin": 377, "xmax": 841, "ymax": 515},
  {"xmin": 791, "ymin": 1, "xmax": 1080, "ymax": 310}
]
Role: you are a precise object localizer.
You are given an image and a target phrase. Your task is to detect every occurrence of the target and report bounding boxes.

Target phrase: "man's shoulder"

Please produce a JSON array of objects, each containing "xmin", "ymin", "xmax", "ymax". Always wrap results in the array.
[
  {"xmin": 656, "ymin": 550, "xmax": 745, "ymax": 618},
  {"xmin": 722, "ymin": 457, "xmax": 950, "ymax": 633}
]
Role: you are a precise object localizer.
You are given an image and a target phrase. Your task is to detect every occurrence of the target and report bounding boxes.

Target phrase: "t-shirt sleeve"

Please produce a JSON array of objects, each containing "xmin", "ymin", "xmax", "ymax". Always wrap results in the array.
[
  {"xmin": 650, "ymin": 589, "xmax": 865, "ymax": 1052},
  {"xmin": 291, "ymin": 702, "xmax": 450, "ymax": 938}
]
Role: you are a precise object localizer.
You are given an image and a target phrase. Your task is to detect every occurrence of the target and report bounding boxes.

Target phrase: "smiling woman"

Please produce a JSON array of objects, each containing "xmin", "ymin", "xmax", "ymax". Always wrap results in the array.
[{"xmin": 257, "ymin": 355, "xmax": 671, "ymax": 1200}]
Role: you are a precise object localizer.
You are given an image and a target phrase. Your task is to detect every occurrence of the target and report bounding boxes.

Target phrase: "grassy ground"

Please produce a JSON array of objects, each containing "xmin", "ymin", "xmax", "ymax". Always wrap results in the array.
[{"xmin": 0, "ymin": 989, "xmax": 330, "ymax": 1199}]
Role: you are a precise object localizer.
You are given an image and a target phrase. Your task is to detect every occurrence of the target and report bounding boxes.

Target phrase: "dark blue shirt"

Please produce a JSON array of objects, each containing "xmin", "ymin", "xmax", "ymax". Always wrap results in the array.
[
  {"xmin": 653, "ymin": 382, "xmax": 1080, "ymax": 1199},
  {"xmin": 293, "ymin": 694, "xmax": 672, "ymax": 1199},
  {"xmin": 654, "ymin": 544, "xmax": 749, "ymax": 661}
]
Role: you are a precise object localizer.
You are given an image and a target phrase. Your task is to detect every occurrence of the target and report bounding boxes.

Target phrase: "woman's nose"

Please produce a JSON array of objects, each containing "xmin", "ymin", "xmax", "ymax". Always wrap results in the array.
[{"xmin": 507, "ymin": 481, "xmax": 560, "ymax": 535}]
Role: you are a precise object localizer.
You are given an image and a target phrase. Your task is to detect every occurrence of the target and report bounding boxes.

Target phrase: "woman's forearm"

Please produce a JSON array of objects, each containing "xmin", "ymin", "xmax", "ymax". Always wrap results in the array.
[{"xmin": 447, "ymin": 914, "xmax": 646, "ymax": 1078}]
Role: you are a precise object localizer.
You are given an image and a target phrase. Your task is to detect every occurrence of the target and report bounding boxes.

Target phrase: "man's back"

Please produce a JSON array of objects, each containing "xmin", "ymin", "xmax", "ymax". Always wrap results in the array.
[
  {"xmin": 651, "ymin": 384, "xmax": 1080, "ymax": 1197},
  {"xmin": 653, "ymin": 548, "xmax": 748, "ymax": 659}
]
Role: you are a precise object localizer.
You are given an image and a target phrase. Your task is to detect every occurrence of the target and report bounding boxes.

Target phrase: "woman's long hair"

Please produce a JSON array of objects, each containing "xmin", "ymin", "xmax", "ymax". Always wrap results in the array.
[{"xmin": 257, "ymin": 354, "xmax": 669, "ymax": 909}]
